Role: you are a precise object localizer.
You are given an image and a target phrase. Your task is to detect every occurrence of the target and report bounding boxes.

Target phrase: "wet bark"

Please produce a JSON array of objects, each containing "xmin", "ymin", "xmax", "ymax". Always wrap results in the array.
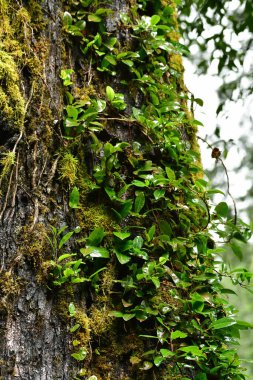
[
  {"xmin": 0, "ymin": 0, "xmax": 139, "ymax": 378},
  {"xmin": 0, "ymin": 1, "xmax": 73, "ymax": 378}
]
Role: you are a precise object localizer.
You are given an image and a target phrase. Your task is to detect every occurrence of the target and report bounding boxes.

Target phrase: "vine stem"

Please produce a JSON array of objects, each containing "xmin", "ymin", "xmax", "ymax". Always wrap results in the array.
[{"xmin": 197, "ymin": 135, "xmax": 237, "ymax": 225}]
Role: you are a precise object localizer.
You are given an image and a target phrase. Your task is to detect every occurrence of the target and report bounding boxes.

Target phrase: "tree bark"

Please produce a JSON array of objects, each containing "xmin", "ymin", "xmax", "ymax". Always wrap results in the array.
[{"xmin": 0, "ymin": 1, "xmax": 72, "ymax": 378}]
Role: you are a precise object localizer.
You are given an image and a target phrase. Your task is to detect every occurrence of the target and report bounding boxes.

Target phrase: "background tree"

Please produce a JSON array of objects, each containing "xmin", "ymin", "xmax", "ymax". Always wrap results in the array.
[
  {"xmin": 179, "ymin": 0, "xmax": 253, "ymax": 211},
  {"xmin": 179, "ymin": 0, "xmax": 253, "ymax": 376},
  {"xmin": 0, "ymin": 1, "xmax": 252, "ymax": 379}
]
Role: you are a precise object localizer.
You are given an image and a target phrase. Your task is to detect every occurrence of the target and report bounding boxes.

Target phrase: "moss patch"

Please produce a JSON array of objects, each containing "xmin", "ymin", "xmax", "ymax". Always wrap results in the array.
[{"xmin": 0, "ymin": 50, "xmax": 25, "ymax": 129}]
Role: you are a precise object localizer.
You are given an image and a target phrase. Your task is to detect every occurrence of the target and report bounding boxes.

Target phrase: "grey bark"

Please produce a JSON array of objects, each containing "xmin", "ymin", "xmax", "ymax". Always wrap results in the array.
[
  {"xmin": 0, "ymin": 1, "xmax": 72, "ymax": 379},
  {"xmin": 0, "ymin": 0, "xmax": 135, "ymax": 379}
]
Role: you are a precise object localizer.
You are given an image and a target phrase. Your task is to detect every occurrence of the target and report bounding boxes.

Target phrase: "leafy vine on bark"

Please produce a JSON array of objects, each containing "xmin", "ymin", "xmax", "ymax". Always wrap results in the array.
[{"xmin": 43, "ymin": 1, "xmax": 253, "ymax": 379}]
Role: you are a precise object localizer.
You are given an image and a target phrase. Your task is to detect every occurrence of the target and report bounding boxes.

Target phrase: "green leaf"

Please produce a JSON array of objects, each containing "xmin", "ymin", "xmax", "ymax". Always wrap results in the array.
[
  {"xmin": 195, "ymin": 98, "xmax": 204, "ymax": 107},
  {"xmin": 71, "ymin": 277, "xmax": 86, "ymax": 284},
  {"xmin": 160, "ymin": 349, "xmax": 175, "ymax": 358},
  {"xmin": 151, "ymin": 277, "xmax": 160, "ymax": 289},
  {"xmin": 63, "ymin": 11, "xmax": 72, "ymax": 26},
  {"xmin": 57, "ymin": 225, "xmax": 68, "ymax": 235},
  {"xmin": 235, "ymin": 320, "xmax": 253, "ymax": 329},
  {"xmin": 171, "ymin": 330, "xmax": 188, "ymax": 340},
  {"xmin": 106, "ymin": 86, "xmax": 115, "ymax": 101},
  {"xmin": 134, "ymin": 191, "xmax": 145, "ymax": 213},
  {"xmin": 66, "ymin": 105, "xmax": 78, "ymax": 119},
  {"xmin": 71, "ymin": 348, "xmax": 87, "ymax": 361},
  {"xmin": 68, "ymin": 302, "xmax": 76, "ymax": 317},
  {"xmin": 231, "ymin": 242, "xmax": 243, "ymax": 261},
  {"xmin": 75, "ymin": 20, "xmax": 86, "ymax": 31},
  {"xmin": 63, "ymin": 268, "xmax": 75, "ymax": 277},
  {"xmin": 104, "ymin": 37, "xmax": 117, "ymax": 49},
  {"xmin": 149, "ymin": 91, "xmax": 159, "ymax": 105},
  {"xmin": 69, "ymin": 323, "xmax": 80, "ymax": 333},
  {"xmin": 220, "ymin": 288, "xmax": 237, "ymax": 295},
  {"xmin": 159, "ymin": 220, "xmax": 172, "ymax": 236},
  {"xmin": 154, "ymin": 356, "xmax": 163, "ymax": 367},
  {"xmin": 80, "ymin": 246, "xmax": 109, "ymax": 258},
  {"xmin": 60, "ymin": 69, "xmax": 74, "ymax": 86},
  {"xmin": 151, "ymin": 15, "xmax": 160, "ymax": 26},
  {"xmin": 132, "ymin": 180, "xmax": 147, "ymax": 187},
  {"xmin": 59, "ymin": 231, "xmax": 74, "ymax": 249},
  {"xmin": 115, "ymin": 250, "xmax": 131, "ymax": 264},
  {"xmin": 207, "ymin": 188, "xmax": 225, "ymax": 195},
  {"xmin": 122, "ymin": 59, "xmax": 134, "ymax": 67},
  {"xmin": 215, "ymin": 201, "xmax": 229, "ymax": 217},
  {"xmin": 88, "ymin": 14, "xmax": 102, "ymax": 22},
  {"xmin": 122, "ymin": 313, "xmax": 135, "ymax": 321},
  {"xmin": 87, "ymin": 227, "xmax": 106, "ymax": 246},
  {"xmin": 210, "ymin": 317, "xmax": 236, "ymax": 330},
  {"xmin": 95, "ymin": 7, "xmax": 113, "ymax": 16},
  {"xmin": 80, "ymin": 0, "xmax": 92, "ymax": 6},
  {"xmin": 110, "ymin": 311, "xmax": 124, "ymax": 318},
  {"xmin": 104, "ymin": 54, "xmax": 117, "ymax": 65},
  {"xmin": 179, "ymin": 346, "xmax": 205, "ymax": 357},
  {"xmin": 69, "ymin": 187, "xmax": 80, "ymax": 209},
  {"xmin": 58, "ymin": 253, "xmax": 75, "ymax": 262},
  {"xmin": 140, "ymin": 361, "xmax": 153, "ymax": 371},
  {"xmin": 96, "ymin": 99, "xmax": 106, "ymax": 112},
  {"xmin": 165, "ymin": 167, "xmax": 176, "ymax": 181},
  {"xmin": 147, "ymin": 225, "xmax": 156, "ymax": 241},
  {"xmin": 89, "ymin": 267, "xmax": 106, "ymax": 279},
  {"xmin": 113, "ymin": 231, "xmax": 131, "ymax": 240},
  {"xmin": 154, "ymin": 189, "xmax": 165, "ymax": 200},
  {"xmin": 133, "ymin": 236, "xmax": 143, "ymax": 249},
  {"xmin": 195, "ymin": 374, "xmax": 207, "ymax": 380},
  {"xmin": 119, "ymin": 200, "xmax": 132, "ymax": 218}
]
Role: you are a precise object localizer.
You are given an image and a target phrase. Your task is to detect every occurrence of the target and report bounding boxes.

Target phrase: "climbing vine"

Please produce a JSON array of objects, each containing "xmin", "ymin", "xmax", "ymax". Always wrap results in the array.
[{"xmin": 45, "ymin": 0, "xmax": 253, "ymax": 379}]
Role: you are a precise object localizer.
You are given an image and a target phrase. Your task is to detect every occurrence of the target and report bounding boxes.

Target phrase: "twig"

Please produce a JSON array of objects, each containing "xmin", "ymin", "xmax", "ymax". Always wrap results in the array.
[
  {"xmin": 0, "ymin": 167, "xmax": 15, "ymax": 220},
  {"xmin": 219, "ymin": 158, "xmax": 237, "ymax": 225},
  {"xmin": 12, "ymin": 81, "xmax": 35, "ymax": 154},
  {"xmin": 11, "ymin": 152, "xmax": 20, "ymax": 208},
  {"xmin": 30, "ymin": 197, "xmax": 39, "ymax": 232},
  {"xmin": 87, "ymin": 58, "xmax": 93, "ymax": 86},
  {"xmin": 44, "ymin": 156, "xmax": 60, "ymax": 188}
]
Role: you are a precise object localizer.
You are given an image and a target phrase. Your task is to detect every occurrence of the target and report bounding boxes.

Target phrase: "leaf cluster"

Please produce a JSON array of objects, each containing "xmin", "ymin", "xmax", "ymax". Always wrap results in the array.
[{"xmin": 51, "ymin": 0, "xmax": 253, "ymax": 378}]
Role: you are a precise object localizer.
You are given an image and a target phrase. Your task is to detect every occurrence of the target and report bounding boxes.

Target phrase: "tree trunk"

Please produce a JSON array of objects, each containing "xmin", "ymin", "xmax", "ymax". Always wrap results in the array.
[{"xmin": 0, "ymin": 1, "xmax": 243, "ymax": 380}]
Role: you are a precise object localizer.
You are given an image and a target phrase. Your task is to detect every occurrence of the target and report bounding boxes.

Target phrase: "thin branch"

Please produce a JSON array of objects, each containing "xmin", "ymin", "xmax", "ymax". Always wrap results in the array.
[{"xmin": 197, "ymin": 135, "xmax": 237, "ymax": 225}]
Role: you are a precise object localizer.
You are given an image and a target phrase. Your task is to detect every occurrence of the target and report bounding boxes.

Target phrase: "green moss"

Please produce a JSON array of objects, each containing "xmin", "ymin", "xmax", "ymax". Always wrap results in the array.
[
  {"xmin": 0, "ymin": 50, "xmax": 25, "ymax": 129},
  {"xmin": 0, "ymin": 1, "xmax": 52, "ymax": 136},
  {"xmin": 77, "ymin": 204, "xmax": 118, "ymax": 232},
  {"xmin": 53, "ymin": 287, "xmax": 74, "ymax": 321},
  {"xmin": 58, "ymin": 152, "xmax": 79, "ymax": 185},
  {"xmin": 19, "ymin": 223, "xmax": 49, "ymax": 268},
  {"xmin": 89, "ymin": 305, "xmax": 113, "ymax": 336},
  {"xmin": 74, "ymin": 308, "xmax": 91, "ymax": 348},
  {"xmin": 26, "ymin": 0, "xmax": 47, "ymax": 32},
  {"xmin": 0, "ymin": 271, "xmax": 23, "ymax": 312},
  {"xmin": 0, "ymin": 151, "xmax": 15, "ymax": 185}
]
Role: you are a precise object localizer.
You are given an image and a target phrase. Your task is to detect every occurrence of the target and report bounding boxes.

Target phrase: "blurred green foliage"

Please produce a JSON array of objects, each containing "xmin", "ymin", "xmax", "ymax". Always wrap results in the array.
[
  {"xmin": 179, "ymin": 1, "xmax": 253, "ymax": 377},
  {"xmin": 179, "ymin": 0, "xmax": 253, "ymax": 114}
]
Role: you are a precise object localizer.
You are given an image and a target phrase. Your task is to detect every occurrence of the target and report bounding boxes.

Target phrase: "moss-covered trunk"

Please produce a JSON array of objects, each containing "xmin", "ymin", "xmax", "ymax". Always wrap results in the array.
[
  {"xmin": 0, "ymin": 0, "xmax": 72, "ymax": 378},
  {"xmin": 0, "ymin": 1, "xmax": 245, "ymax": 379}
]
